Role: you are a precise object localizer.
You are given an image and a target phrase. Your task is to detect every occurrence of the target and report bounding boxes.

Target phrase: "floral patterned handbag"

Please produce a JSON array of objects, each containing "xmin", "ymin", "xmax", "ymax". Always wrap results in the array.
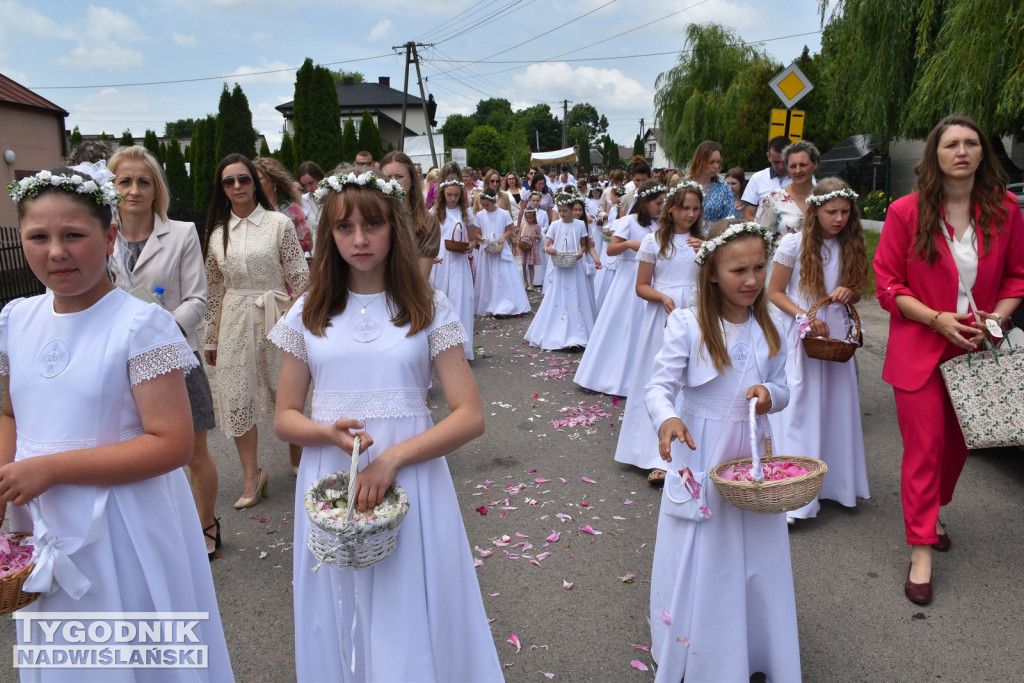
[{"xmin": 938, "ymin": 225, "xmax": 1024, "ymax": 449}]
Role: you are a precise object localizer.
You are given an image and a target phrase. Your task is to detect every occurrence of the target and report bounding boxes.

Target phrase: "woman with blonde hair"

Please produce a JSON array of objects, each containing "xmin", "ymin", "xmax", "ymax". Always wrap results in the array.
[{"xmin": 109, "ymin": 144, "xmax": 223, "ymax": 558}]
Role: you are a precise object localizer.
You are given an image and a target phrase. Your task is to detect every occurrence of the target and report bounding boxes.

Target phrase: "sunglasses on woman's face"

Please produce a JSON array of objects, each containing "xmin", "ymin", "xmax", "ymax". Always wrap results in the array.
[{"xmin": 221, "ymin": 174, "xmax": 253, "ymax": 188}]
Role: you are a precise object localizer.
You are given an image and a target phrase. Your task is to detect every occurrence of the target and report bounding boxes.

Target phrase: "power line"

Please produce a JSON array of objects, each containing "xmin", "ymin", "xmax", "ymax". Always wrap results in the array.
[
  {"xmin": 432, "ymin": 1, "xmax": 533, "ymax": 46},
  {"xmin": 415, "ymin": 1, "xmax": 519, "ymax": 44},
  {"xmin": 31, "ymin": 53, "xmax": 397, "ymax": 90}
]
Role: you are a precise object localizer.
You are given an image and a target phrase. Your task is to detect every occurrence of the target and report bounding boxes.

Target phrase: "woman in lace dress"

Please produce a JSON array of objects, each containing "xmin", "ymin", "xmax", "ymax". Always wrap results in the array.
[
  {"xmin": 755, "ymin": 140, "xmax": 820, "ymax": 249},
  {"xmin": 271, "ymin": 167, "xmax": 502, "ymax": 681},
  {"xmin": 202, "ymin": 154, "xmax": 309, "ymax": 509}
]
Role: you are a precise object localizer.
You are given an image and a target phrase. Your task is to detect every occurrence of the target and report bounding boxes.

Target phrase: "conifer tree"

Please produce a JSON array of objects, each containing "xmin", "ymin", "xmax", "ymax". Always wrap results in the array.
[
  {"xmin": 292, "ymin": 58, "xmax": 344, "ymax": 170},
  {"xmin": 119, "ymin": 130, "xmax": 134, "ymax": 147},
  {"xmin": 215, "ymin": 83, "xmax": 256, "ymax": 161},
  {"xmin": 279, "ymin": 131, "xmax": 296, "ymax": 174},
  {"xmin": 341, "ymin": 119, "xmax": 358, "ymax": 162},
  {"xmin": 259, "ymin": 138, "xmax": 271, "ymax": 157},
  {"xmin": 69, "ymin": 126, "xmax": 83, "ymax": 149},
  {"xmin": 357, "ymin": 110, "xmax": 384, "ymax": 161},
  {"xmin": 191, "ymin": 115, "xmax": 217, "ymax": 210},
  {"xmin": 143, "ymin": 130, "xmax": 163, "ymax": 164},
  {"xmin": 164, "ymin": 138, "xmax": 193, "ymax": 206}
]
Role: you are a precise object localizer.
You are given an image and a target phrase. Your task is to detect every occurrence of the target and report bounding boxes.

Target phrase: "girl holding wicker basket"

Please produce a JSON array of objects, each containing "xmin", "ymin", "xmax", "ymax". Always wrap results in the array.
[
  {"xmin": 429, "ymin": 179, "xmax": 476, "ymax": 360},
  {"xmin": 270, "ymin": 167, "xmax": 502, "ymax": 682},
  {"xmin": 523, "ymin": 193, "xmax": 599, "ymax": 350},
  {"xmin": 767, "ymin": 178, "xmax": 871, "ymax": 523},
  {"xmin": 644, "ymin": 221, "xmax": 800, "ymax": 682}
]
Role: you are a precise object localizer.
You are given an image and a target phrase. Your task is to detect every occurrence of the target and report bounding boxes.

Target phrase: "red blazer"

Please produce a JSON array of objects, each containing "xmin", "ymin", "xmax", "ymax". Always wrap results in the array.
[{"xmin": 874, "ymin": 192, "xmax": 1024, "ymax": 391}]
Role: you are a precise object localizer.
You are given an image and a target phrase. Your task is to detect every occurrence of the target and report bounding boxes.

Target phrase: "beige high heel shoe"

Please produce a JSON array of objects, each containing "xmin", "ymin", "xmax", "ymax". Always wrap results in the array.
[{"xmin": 233, "ymin": 468, "xmax": 269, "ymax": 510}]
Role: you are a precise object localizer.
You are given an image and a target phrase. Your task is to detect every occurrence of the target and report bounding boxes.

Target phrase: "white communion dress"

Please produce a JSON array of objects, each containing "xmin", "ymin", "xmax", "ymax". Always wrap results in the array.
[
  {"xmin": 524, "ymin": 218, "xmax": 597, "ymax": 350},
  {"xmin": 614, "ymin": 233, "xmax": 700, "ymax": 470},
  {"xmin": 0, "ymin": 289, "xmax": 233, "ymax": 682},
  {"xmin": 268, "ymin": 291, "xmax": 503, "ymax": 683},
  {"xmin": 573, "ymin": 215, "xmax": 655, "ymax": 395},
  {"xmin": 645, "ymin": 308, "xmax": 801, "ymax": 683},
  {"xmin": 770, "ymin": 232, "xmax": 869, "ymax": 519},
  {"xmin": 430, "ymin": 209, "xmax": 476, "ymax": 359},
  {"xmin": 473, "ymin": 207, "xmax": 531, "ymax": 316}
]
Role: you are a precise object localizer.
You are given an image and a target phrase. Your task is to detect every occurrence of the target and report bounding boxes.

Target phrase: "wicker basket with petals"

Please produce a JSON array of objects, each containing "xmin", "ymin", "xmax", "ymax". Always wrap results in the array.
[
  {"xmin": 305, "ymin": 437, "xmax": 410, "ymax": 571},
  {"xmin": 444, "ymin": 222, "xmax": 471, "ymax": 254},
  {"xmin": 709, "ymin": 399, "xmax": 827, "ymax": 514},
  {"xmin": 0, "ymin": 525, "xmax": 38, "ymax": 614}
]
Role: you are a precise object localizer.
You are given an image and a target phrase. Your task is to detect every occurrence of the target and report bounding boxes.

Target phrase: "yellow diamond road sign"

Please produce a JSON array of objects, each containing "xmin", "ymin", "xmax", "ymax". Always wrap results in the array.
[{"xmin": 769, "ymin": 63, "xmax": 813, "ymax": 108}]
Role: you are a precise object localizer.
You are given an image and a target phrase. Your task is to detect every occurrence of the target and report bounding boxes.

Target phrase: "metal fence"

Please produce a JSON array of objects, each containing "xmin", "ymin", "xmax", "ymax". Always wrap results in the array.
[{"xmin": 0, "ymin": 226, "xmax": 44, "ymax": 308}]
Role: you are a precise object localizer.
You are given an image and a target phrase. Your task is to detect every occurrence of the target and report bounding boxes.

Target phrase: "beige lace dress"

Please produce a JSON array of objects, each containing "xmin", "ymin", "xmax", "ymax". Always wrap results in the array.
[{"xmin": 203, "ymin": 206, "xmax": 310, "ymax": 437}]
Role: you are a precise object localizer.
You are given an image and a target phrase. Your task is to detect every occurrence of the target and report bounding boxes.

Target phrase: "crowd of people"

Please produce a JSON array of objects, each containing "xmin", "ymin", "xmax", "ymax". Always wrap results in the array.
[{"xmin": 1, "ymin": 112, "xmax": 1022, "ymax": 681}]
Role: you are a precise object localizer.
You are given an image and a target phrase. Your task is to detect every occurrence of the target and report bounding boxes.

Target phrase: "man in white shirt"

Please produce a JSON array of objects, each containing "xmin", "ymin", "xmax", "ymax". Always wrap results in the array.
[
  {"xmin": 552, "ymin": 165, "xmax": 577, "ymax": 192},
  {"xmin": 741, "ymin": 136, "xmax": 792, "ymax": 220}
]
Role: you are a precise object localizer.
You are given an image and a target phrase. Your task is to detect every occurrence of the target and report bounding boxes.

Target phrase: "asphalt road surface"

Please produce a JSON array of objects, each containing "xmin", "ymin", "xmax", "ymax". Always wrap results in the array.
[{"xmin": 2, "ymin": 290, "xmax": 1022, "ymax": 682}]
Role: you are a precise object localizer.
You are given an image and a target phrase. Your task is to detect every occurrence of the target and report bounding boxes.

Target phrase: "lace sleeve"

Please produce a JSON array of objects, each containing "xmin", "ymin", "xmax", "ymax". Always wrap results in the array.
[
  {"xmin": 638, "ymin": 250, "xmax": 657, "ymax": 263},
  {"xmin": 773, "ymin": 249, "xmax": 797, "ymax": 267},
  {"xmin": 279, "ymin": 216, "xmax": 311, "ymax": 294},
  {"xmin": 268, "ymin": 322, "xmax": 308, "ymax": 363},
  {"xmin": 128, "ymin": 341, "xmax": 199, "ymax": 386},
  {"xmin": 428, "ymin": 320, "xmax": 468, "ymax": 360},
  {"xmin": 0, "ymin": 352, "xmax": 8, "ymax": 377},
  {"xmin": 202, "ymin": 233, "xmax": 224, "ymax": 349}
]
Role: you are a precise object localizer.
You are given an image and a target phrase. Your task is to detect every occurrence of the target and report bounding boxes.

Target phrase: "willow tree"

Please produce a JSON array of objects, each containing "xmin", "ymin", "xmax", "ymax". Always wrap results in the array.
[
  {"xmin": 654, "ymin": 23, "xmax": 778, "ymax": 170},
  {"xmin": 820, "ymin": 0, "xmax": 1024, "ymax": 139}
]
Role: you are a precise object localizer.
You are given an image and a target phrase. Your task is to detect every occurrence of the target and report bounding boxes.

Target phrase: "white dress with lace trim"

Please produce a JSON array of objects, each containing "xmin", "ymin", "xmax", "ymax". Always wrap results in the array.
[
  {"xmin": 0, "ymin": 288, "xmax": 233, "ymax": 682},
  {"xmin": 267, "ymin": 290, "xmax": 501, "ymax": 682}
]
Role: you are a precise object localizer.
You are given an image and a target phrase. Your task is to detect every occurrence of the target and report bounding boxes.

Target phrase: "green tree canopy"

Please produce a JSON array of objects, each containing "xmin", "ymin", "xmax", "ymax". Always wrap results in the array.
[
  {"xmin": 143, "ymin": 130, "xmax": 162, "ymax": 164},
  {"xmin": 215, "ymin": 83, "xmax": 257, "ymax": 161},
  {"xmin": 259, "ymin": 138, "xmax": 271, "ymax": 157},
  {"xmin": 567, "ymin": 103, "xmax": 608, "ymax": 144},
  {"xmin": 654, "ymin": 23, "xmax": 778, "ymax": 171},
  {"xmin": 465, "ymin": 125, "xmax": 506, "ymax": 171},
  {"xmin": 474, "ymin": 98, "xmax": 514, "ymax": 131},
  {"xmin": 515, "ymin": 104, "xmax": 562, "ymax": 152},
  {"xmin": 341, "ymin": 119, "xmax": 358, "ymax": 164},
  {"xmin": 164, "ymin": 118, "xmax": 199, "ymax": 139},
  {"xmin": 330, "ymin": 70, "xmax": 365, "ymax": 85},
  {"xmin": 69, "ymin": 126, "xmax": 83, "ymax": 149},
  {"xmin": 632, "ymin": 135, "xmax": 643, "ymax": 158},
  {"xmin": 600, "ymin": 135, "xmax": 621, "ymax": 169},
  {"xmin": 293, "ymin": 59, "xmax": 344, "ymax": 171},
  {"xmin": 357, "ymin": 110, "xmax": 384, "ymax": 161},
  {"xmin": 279, "ymin": 131, "xmax": 296, "ymax": 174},
  {"xmin": 119, "ymin": 130, "xmax": 135, "ymax": 147},
  {"xmin": 438, "ymin": 114, "xmax": 476, "ymax": 150},
  {"xmin": 819, "ymin": 0, "xmax": 1024, "ymax": 139},
  {"xmin": 191, "ymin": 115, "xmax": 217, "ymax": 210},
  {"xmin": 164, "ymin": 138, "xmax": 192, "ymax": 206}
]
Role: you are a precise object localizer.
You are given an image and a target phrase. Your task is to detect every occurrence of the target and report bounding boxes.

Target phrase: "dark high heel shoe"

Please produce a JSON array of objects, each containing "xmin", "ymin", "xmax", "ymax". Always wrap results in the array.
[{"xmin": 204, "ymin": 518, "xmax": 222, "ymax": 561}]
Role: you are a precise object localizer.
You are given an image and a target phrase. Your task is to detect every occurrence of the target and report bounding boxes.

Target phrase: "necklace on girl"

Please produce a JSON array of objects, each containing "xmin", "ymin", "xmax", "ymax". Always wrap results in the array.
[{"xmin": 350, "ymin": 291, "xmax": 386, "ymax": 343}]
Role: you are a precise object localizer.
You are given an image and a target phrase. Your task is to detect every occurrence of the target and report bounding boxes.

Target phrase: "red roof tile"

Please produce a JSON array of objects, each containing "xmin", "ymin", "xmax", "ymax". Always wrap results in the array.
[{"xmin": 0, "ymin": 73, "xmax": 68, "ymax": 116}]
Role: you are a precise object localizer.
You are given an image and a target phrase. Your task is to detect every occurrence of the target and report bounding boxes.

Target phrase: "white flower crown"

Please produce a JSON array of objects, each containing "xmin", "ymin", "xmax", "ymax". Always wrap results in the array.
[
  {"xmin": 806, "ymin": 188, "xmax": 859, "ymax": 206},
  {"xmin": 554, "ymin": 193, "xmax": 578, "ymax": 206},
  {"xmin": 664, "ymin": 181, "xmax": 703, "ymax": 202},
  {"xmin": 7, "ymin": 169, "xmax": 121, "ymax": 209},
  {"xmin": 612, "ymin": 186, "xmax": 626, "ymax": 196},
  {"xmin": 437, "ymin": 179, "xmax": 464, "ymax": 190},
  {"xmin": 693, "ymin": 222, "xmax": 773, "ymax": 267},
  {"xmin": 314, "ymin": 172, "xmax": 406, "ymax": 205},
  {"xmin": 637, "ymin": 184, "xmax": 668, "ymax": 200}
]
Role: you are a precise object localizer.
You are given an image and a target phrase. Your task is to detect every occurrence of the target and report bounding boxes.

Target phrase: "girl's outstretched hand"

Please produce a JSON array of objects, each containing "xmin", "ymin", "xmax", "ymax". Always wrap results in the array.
[
  {"xmin": 327, "ymin": 419, "xmax": 373, "ymax": 455},
  {"xmin": 658, "ymin": 417, "xmax": 695, "ymax": 462},
  {"xmin": 746, "ymin": 385, "xmax": 773, "ymax": 414},
  {"xmin": 353, "ymin": 451, "xmax": 399, "ymax": 512},
  {"xmin": 829, "ymin": 286, "xmax": 856, "ymax": 304},
  {"xmin": 0, "ymin": 458, "xmax": 54, "ymax": 507}
]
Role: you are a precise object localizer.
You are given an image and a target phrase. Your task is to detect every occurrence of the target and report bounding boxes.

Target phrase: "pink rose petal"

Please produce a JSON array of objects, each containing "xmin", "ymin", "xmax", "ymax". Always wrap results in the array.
[
  {"xmin": 515, "ymin": 532, "xmax": 530, "ymax": 538},
  {"xmin": 546, "ymin": 532, "xmax": 560, "ymax": 542},
  {"xmin": 579, "ymin": 525, "xmax": 601, "ymax": 535},
  {"xmin": 581, "ymin": 476, "xmax": 597, "ymax": 484},
  {"xmin": 473, "ymin": 558, "xmax": 484, "ymax": 567},
  {"xmin": 542, "ymin": 673, "xmax": 555, "ymax": 680},
  {"xmin": 660, "ymin": 609, "xmax": 672, "ymax": 626},
  {"xmin": 507, "ymin": 633, "xmax": 521, "ymax": 653},
  {"xmin": 623, "ymin": 498, "xmax": 634, "ymax": 505},
  {"xmin": 536, "ymin": 552, "xmax": 551, "ymax": 560},
  {"xmin": 630, "ymin": 643, "xmax": 650, "ymax": 652},
  {"xmin": 559, "ymin": 478, "xmax": 567, "ymax": 484},
  {"xmin": 474, "ymin": 546, "xmax": 494, "ymax": 558},
  {"xmin": 630, "ymin": 660, "xmax": 648, "ymax": 671},
  {"xmin": 563, "ymin": 579, "xmax": 573, "ymax": 590},
  {"xmin": 620, "ymin": 574, "xmax": 636, "ymax": 583},
  {"xmin": 535, "ymin": 477, "xmax": 550, "ymax": 484}
]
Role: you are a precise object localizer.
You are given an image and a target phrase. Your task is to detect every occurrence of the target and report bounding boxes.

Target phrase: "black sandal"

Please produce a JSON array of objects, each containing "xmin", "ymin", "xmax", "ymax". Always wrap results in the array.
[{"xmin": 203, "ymin": 518, "xmax": 222, "ymax": 561}]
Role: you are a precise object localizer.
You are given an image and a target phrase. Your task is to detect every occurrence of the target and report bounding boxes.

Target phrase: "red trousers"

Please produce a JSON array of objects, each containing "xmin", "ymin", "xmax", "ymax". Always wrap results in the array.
[{"xmin": 893, "ymin": 347, "xmax": 969, "ymax": 545}]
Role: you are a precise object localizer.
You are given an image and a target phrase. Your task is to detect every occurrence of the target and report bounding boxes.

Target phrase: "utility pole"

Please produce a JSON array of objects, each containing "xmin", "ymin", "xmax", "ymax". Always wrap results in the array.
[
  {"xmin": 562, "ymin": 99, "xmax": 569, "ymax": 149},
  {"xmin": 394, "ymin": 41, "xmax": 438, "ymax": 169},
  {"xmin": 639, "ymin": 118, "xmax": 645, "ymax": 139},
  {"xmin": 536, "ymin": 130, "xmax": 540, "ymax": 152}
]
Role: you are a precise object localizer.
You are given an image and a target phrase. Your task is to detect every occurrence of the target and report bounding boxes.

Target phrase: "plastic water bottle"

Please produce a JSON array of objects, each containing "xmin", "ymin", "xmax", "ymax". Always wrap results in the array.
[{"xmin": 153, "ymin": 286, "xmax": 165, "ymax": 306}]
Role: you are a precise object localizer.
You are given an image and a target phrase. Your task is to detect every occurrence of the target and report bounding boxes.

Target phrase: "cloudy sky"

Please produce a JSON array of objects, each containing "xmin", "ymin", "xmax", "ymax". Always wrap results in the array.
[{"xmin": 0, "ymin": 0, "xmax": 827, "ymax": 152}]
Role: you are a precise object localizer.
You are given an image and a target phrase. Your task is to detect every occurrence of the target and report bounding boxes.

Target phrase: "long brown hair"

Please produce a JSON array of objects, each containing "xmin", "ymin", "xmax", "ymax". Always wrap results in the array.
[
  {"xmin": 629, "ymin": 180, "xmax": 666, "ymax": 227},
  {"xmin": 656, "ymin": 183, "xmax": 703, "ymax": 258},
  {"xmin": 686, "ymin": 141, "xmax": 723, "ymax": 181},
  {"xmin": 204, "ymin": 153, "xmax": 274, "ymax": 258},
  {"xmin": 253, "ymin": 156, "xmax": 302, "ymax": 207},
  {"xmin": 914, "ymin": 114, "xmax": 1008, "ymax": 264},
  {"xmin": 431, "ymin": 181, "xmax": 470, "ymax": 230},
  {"xmin": 380, "ymin": 150, "xmax": 436, "ymax": 243},
  {"xmin": 799, "ymin": 178, "xmax": 868, "ymax": 300},
  {"xmin": 301, "ymin": 168, "xmax": 434, "ymax": 337},
  {"xmin": 696, "ymin": 222, "xmax": 781, "ymax": 373}
]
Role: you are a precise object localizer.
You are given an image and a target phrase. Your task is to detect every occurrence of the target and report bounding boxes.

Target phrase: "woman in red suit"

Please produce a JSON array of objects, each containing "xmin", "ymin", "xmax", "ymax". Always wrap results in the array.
[{"xmin": 875, "ymin": 114, "xmax": 1024, "ymax": 604}]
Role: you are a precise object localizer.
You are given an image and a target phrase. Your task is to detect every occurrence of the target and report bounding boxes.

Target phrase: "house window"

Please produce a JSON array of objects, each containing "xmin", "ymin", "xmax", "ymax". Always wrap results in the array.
[{"xmin": 647, "ymin": 143, "xmax": 656, "ymax": 158}]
